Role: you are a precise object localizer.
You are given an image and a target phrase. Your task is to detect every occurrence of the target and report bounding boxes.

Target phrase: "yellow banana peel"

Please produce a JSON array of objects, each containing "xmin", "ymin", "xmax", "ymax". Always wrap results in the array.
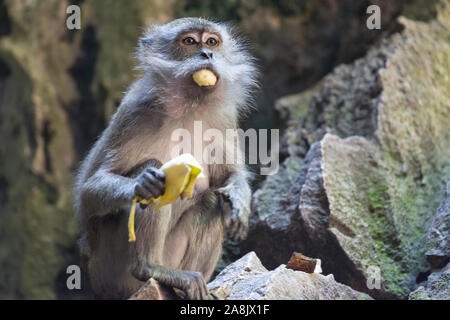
[{"xmin": 128, "ymin": 154, "xmax": 205, "ymax": 242}]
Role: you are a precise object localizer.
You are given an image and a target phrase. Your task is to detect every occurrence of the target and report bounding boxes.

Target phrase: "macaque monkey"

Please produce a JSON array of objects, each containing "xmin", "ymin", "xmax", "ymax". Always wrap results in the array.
[{"xmin": 74, "ymin": 18, "xmax": 258, "ymax": 299}]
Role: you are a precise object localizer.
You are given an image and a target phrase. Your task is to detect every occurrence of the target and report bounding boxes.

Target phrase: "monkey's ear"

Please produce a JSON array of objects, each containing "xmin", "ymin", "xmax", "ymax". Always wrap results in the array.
[{"xmin": 139, "ymin": 37, "xmax": 153, "ymax": 48}]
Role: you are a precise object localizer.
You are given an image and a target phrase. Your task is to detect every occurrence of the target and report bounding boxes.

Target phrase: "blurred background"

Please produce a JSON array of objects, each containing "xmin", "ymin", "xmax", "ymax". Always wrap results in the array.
[{"xmin": 0, "ymin": 0, "xmax": 444, "ymax": 299}]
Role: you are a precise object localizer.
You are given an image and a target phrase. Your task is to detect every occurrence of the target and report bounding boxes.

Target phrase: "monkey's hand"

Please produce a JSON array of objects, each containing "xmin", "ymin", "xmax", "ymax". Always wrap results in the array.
[
  {"xmin": 216, "ymin": 184, "xmax": 250, "ymax": 242},
  {"xmin": 134, "ymin": 167, "xmax": 166, "ymax": 208}
]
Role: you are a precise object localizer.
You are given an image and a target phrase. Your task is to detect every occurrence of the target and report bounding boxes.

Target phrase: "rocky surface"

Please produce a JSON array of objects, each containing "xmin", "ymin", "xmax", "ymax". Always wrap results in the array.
[
  {"xmin": 241, "ymin": 1, "xmax": 450, "ymax": 299},
  {"xmin": 208, "ymin": 252, "xmax": 372, "ymax": 300},
  {"xmin": 208, "ymin": 251, "xmax": 268, "ymax": 299},
  {"xmin": 129, "ymin": 279, "xmax": 180, "ymax": 300},
  {"xmin": 426, "ymin": 181, "xmax": 450, "ymax": 269},
  {"xmin": 409, "ymin": 181, "xmax": 450, "ymax": 300},
  {"xmin": 409, "ymin": 263, "xmax": 450, "ymax": 300}
]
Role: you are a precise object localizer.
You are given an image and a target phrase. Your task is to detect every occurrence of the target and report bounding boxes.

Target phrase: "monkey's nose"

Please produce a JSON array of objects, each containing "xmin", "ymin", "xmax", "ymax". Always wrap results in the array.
[{"xmin": 200, "ymin": 49, "xmax": 213, "ymax": 60}]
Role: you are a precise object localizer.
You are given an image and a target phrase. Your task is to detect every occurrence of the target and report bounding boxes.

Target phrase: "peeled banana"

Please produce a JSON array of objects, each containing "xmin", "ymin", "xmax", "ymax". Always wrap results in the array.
[
  {"xmin": 192, "ymin": 69, "xmax": 217, "ymax": 87},
  {"xmin": 128, "ymin": 154, "xmax": 205, "ymax": 242}
]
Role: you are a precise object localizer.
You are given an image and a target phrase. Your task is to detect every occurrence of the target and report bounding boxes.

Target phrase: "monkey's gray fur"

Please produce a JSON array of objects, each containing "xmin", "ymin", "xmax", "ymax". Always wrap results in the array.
[{"xmin": 74, "ymin": 18, "xmax": 258, "ymax": 300}]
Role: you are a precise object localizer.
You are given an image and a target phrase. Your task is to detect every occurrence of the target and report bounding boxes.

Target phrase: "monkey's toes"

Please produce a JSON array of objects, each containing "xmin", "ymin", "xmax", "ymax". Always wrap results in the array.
[{"xmin": 183, "ymin": 271, "xmax": 209, "ymax": 300}]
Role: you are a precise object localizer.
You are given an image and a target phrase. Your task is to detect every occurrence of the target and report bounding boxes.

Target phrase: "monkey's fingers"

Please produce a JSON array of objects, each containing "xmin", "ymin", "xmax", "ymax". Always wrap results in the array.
[
  {"xmin": 201, "ymin": 287, "xmax": 209, "ymax": 300},
  {"xmin": 228, "ymin": 227, "xmax": 240, "ymax": 241},
  {"xmin": 228, "ymin": 211, "xmax": 249, "ymax": 242},
  {"xmin": 141, "ymin": 170, "xmax": 165, "ymax": 197},
  {"xmin": 145, "ymin": 167, "xmax": 166, "ymax": 183},
  {"xmin": 142, "ymin": 179, "xmax": 165, "ymax": 198},
  {"xmin": 235, "ymin": 221, "xmax": 248, "ymax": 241},
  {"xmin": 185, "ymin": 282, "xmax": 203, "ymax": 300},
  {"xmin": 182, "ymin": 271, "xmax": 209, "ymax": 300},
  {"xmin": 198, "ymin": 279, "xmax": 209, "ymax": 300},
  {"xmin": 227, "ymin": 206, "xmax": 242, "ymax": 238},
  {"xmin": 134, "ymin": 183, "xmax": 153, "ymax": 200},
  {"xmin": 218, "ymin": 195, "xmax": 233, "ymax": 228},
  {"xmin": 230, "ymin": 224, "xmax": 239, "ymax": 239},
  {"xmin": 193, "ymin": 282, "xmax": 208, "ymax": 300}
]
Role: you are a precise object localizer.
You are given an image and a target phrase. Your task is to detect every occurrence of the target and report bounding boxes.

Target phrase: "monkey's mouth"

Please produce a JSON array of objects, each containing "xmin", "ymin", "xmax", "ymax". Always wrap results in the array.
[{"xmin": 191, "ymin": 67, "xmax": 220, "ymax": 89}]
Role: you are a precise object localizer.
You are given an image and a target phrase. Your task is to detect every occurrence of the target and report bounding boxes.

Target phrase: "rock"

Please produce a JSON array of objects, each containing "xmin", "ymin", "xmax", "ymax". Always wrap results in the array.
[
  {"xmin": 243, "ymin": 1, "xmax": 450, "ymax": 299},
  {"xmin": 409, "ymin": 263, "xmax": 450, "ymax": 300},
  {"xmin": 286, "ymin": 252, "xmax": 321, "ymax": 274},
  {"xmin": 426, "ymin": 182, "xmax": 450, "ymax": 269},
  {"xmin": 129, "ymin": 279, "xmax": 179, "ymax": 300},
  {"xmin": 409, "ymin": 182, "xmax": 450, "ymax": 300},
  {"xmin": 208, "ymin": 252, "xmax": 372, "ymax": 300},
  {"xmin": 208, "ymin": 251, "xmax": 268, "ymax": 299},
  {"xmin": 242, "ymin": 143, "xmax": 320, "ymax": 270}
]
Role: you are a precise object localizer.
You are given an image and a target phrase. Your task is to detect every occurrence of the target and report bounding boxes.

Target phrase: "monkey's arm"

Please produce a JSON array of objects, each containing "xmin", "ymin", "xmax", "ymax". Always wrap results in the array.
[
  {"xmin": 79, "ymin": 159, "xmax": 164, "ymax": 217},
  {"xmin": 216, "ymin": 168, "xmax": 252, "ymax": 241},
  {"xmin": 79, "ymin": 168, "xmax": 137, "ymax": 217}
]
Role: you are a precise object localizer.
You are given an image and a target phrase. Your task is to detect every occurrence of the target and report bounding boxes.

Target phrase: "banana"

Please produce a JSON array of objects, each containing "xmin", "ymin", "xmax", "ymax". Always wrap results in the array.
[
  {"xmin": 128, "ymin": 154, "xmax": 205, "ymax": 242},
  {"xmin": 192, "ymin": 69, "xmax": 217, "ymax": 86}
]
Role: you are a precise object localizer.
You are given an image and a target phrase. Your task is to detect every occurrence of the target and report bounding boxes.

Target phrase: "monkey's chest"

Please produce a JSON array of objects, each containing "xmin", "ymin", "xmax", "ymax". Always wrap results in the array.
[{"xmin": 147, "ymin": 122, "xmax": 227, "ymax": 179}]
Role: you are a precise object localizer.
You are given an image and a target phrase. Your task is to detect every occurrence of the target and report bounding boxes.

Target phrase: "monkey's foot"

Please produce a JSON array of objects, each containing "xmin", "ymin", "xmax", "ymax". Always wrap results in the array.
[
  {"xmin": 132, "ymin": 265, "xmax": 210, "ymax": 300},
  {"xmin": 179, "ymin": 271, "xmax": 210, "ymax": 300}
]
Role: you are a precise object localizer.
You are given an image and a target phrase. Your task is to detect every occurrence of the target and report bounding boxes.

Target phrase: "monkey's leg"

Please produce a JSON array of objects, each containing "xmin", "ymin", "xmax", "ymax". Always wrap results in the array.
[
  {"xmin": 176, "ymin": 193, "xmax": 224, "ymax": 282},
  {"xmin": 128, "ymin": 198, "xmax": 208, "ymax": 300},
  {"xmin": 131, "ymin": 192, "xmax": 221, "ymax": 300},
  {"xmin": 131, "ymin": 256, "xmax": 210, "ymax": 300},
  {"xmin": 157, "ymin": 192, "xmax": 223, "ymax": 300}
]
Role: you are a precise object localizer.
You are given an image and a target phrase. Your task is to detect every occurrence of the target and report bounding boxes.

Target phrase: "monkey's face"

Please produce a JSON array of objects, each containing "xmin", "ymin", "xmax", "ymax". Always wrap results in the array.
[
  {"xmin": 176, "ymin": 30, "xmax": 221, "ymax": 62},
  {"xmin": 172, "ymin": 29, "xmax": 223, "ymax": 89},
  {"xmin": 138, "ymin": 18, "xmax": 258, "ymax": 113}
]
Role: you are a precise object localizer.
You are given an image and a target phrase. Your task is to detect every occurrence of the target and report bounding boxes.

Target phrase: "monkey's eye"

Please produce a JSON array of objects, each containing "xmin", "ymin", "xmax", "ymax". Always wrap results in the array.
[
  {"xmin": 206, "ymin": 37, "xmax": 218, "ymax": 46},
  {"xmin": 182, "ymin": 37, "xmax": 196, "ymax": 45}
]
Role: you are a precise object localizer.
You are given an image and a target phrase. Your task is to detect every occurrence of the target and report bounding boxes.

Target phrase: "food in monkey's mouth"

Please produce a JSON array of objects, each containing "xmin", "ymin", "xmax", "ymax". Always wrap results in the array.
[
  {"xmin": 192, "ymin": 69, "xmax": 217, "ymax": 87},
  {"xmin": 128, "ymin": 153, "xmax": 205, "ymax": 242}
]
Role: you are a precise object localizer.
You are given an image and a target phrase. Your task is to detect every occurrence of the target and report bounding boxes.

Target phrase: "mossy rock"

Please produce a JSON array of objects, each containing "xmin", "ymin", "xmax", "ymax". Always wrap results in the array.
[
  {"xmin": 245, "ymin": 1, "xmax": 450, "ymax": 299},
  {"xmin": 0, "ymin": 0, "xmax": 171, "ymax": 299}
]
